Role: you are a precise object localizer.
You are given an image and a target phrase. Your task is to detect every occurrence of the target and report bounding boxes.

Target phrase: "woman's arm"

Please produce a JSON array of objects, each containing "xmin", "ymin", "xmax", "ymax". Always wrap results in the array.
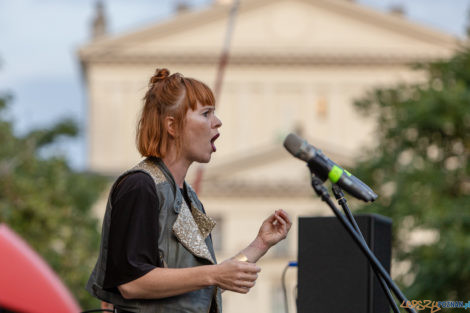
[
  {"xmin": 118, "ymin": 259, "xmax": 260, "ymax": 299},
  {"xmin": 117, "ymin": 207, "xmax": 289, "ymax": 299},
  {"xmin": 236, "ymin": 209, "xmax": 292, "ymax": 263}
]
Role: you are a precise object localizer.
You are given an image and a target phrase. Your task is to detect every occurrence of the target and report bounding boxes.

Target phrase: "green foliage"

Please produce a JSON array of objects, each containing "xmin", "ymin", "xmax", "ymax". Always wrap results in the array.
[
  {"xmin": 0, "ymin": 95, "xmax": 108, "ymax": 309},
  {"xmin": 353, "ymin": 47, "xmax": 470, "ymax": 305}
]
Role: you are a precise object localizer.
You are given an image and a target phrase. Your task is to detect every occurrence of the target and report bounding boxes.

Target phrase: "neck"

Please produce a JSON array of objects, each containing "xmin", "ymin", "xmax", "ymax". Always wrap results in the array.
[{"xmin": 162, "ymin": 149, "xmax": 191, "ymax": 188}]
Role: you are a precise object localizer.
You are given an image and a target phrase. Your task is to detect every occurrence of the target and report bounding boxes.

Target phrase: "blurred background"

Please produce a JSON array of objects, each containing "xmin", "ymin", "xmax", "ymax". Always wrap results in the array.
[{"xmin": 1, "ymin": 0, "xmax": 469, "ymax": 312}]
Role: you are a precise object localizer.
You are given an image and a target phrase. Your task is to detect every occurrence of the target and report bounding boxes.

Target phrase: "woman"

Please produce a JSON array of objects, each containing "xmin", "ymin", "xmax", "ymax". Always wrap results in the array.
[{"xmin": 87, "ymin": 68, "xmax": 291, "ymax": 313}]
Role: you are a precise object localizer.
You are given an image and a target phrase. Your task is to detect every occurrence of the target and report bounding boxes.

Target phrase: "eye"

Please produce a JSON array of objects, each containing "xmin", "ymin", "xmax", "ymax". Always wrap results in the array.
[{"xmin": 202, "ymin": 109, "xmax": 212, "ymax": 117}]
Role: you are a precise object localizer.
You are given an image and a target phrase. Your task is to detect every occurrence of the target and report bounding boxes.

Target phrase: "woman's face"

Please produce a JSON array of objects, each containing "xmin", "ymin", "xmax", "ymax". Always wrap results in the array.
[{"xmin": 181, "ymin": 101, "xmax": 222, "ymax": 164}]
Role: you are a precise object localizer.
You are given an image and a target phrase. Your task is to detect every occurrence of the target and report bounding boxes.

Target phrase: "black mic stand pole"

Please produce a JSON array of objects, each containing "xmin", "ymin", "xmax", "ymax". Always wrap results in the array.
[
  {"xmin": 310, "ymin": 175, "xmax": 416, "ymax": 313},
  {"xmin": 331, "ymin": 184, "xmax": 400, "ymax": 313}
]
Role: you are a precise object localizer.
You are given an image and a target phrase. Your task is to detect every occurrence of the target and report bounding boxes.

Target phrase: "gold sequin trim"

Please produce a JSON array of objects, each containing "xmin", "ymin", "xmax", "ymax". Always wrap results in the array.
[
  {"xmin": 132, "ymin": 159, "xmax": 166, "ymax": 185},
  {"xmin": 191, "ymin": 204, "xmax": 216, "ymax": 239},
  {"xmin": 173, "ymin": 200, "xmax": 215, "ymax": 264}
]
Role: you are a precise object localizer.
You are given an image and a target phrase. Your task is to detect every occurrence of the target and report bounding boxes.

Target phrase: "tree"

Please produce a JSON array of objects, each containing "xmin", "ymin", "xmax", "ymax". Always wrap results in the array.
[
  {"xmin": 353, "ymin": 46, "xmax": 470, "ymax": 308},
  {"xmin": 0, "ymin": 94, "xmax": 108, "ymax": 309}
]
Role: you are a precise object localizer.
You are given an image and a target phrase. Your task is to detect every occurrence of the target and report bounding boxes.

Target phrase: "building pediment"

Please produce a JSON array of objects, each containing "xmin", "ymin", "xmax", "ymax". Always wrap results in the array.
[{"xmin": 79, "ymin": 0, "xmax": 459, "ymax": 65}]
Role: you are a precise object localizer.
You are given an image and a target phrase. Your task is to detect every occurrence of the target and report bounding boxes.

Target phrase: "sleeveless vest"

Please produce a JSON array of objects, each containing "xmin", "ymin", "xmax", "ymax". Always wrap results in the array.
[{"xmin": 86, "ymin": 157, "xmax": 222, "ymax": 313}]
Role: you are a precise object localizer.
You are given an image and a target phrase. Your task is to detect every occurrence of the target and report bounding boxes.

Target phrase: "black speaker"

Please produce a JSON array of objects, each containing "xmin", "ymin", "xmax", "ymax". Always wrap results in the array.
[{"xmin": 297, "ymin": 214, "xmax": 392, "ymax": 313}]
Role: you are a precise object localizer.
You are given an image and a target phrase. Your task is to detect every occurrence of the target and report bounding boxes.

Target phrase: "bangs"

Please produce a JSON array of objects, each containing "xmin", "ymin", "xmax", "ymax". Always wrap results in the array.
[{"xmin": 182, "ymin": 78, "xmax": 215, "ymax": 110}]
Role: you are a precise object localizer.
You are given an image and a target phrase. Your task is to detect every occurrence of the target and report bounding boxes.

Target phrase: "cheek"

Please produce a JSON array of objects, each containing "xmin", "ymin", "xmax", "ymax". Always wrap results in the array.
[
  {"xmin": 191, "ymin": 119, "xmax": 208, "ymax": 134},
  {"xmin": 184, "ymin": 121, "xmax": 205, "ymax": 142}
]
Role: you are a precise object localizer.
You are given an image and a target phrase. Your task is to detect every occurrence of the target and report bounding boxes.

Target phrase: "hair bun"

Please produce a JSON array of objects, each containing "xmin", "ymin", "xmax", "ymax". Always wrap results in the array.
[{"xmin": 150, "ymin": 68, "xmax": 170, "ymax": 84}]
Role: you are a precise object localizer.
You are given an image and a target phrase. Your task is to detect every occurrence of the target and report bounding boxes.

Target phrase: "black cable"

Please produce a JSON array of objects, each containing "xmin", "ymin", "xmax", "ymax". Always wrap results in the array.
[
  {"xmin": 282, "ymin": 263, "xmax": 289, "ymax": 313},
  {"xmin": 292, "ymin": 284, "xmax": 298, "ymax": 309},
  {"xmin": 281, "ymin": 261, "xmax": 298, "ymax": 313},
  {"xmin": 310, "ymin": 175, "xmax": 416, "ymax": 313},
  {"xmin": 332, "ymin": 184, "xmax": 400, "ymax": 313},
  {"xmin": 80, "ymin": 309, "xmax": 114, "ymax": 313}
]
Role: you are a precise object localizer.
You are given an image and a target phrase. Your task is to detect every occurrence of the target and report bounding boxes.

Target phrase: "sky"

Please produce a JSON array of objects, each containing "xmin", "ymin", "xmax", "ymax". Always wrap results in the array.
[{"xmin": 0, "ymin": 0, "xmax": 469, "ymax": 170}]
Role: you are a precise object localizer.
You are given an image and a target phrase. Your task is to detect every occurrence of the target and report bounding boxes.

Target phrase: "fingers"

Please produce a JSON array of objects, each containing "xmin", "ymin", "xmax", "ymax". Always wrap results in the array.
[
  {"xmin": 263, "ymin": 212, "xmax": 277, "ymax": 224},
  {"xmin": 244, "ymin": 272, "xmax": 259, "ymax": 281},
  {"xmin": 216, "ymin": 260, "xmax": 261, "ymax": 294},
  {"xmin": 241, "ymin": 262, "xmax": 261, "ymax": 274},
  {"xmin": 232, "ymin": 286, "xmax": 251, "ymax": 294},
  {"xmin": 236, "ymin": 268, "xmax": 259, "ymax": 281},
  {"xmin": 275, "ymin": 209, "xmax": 291, "ymax": 223},
  {"xmin": 230, "ymin": 271, "xmax": 258, "ymax": 293},
  {"xmin": 236, "ymin": 277, "xmax": 257, "ymax": 288},
  {"xmin": 274, "ymin": 213, "xmax": 287, "ymax": 227},
  {"xmin": 274, "ymin": 209, "xmax": 292, "ymax": 230}
]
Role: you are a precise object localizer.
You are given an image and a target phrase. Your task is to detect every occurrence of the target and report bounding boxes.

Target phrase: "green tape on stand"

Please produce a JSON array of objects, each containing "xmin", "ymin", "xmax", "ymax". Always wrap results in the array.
[{"xmin": 328, "ymin": 165, "xmax": 343, "ymax": 183}]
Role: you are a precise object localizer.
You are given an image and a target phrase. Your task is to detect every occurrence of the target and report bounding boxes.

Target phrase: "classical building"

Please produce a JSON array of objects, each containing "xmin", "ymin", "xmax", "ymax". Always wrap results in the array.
[{"xmin": 79, "ymin": 0, "xmax": 458, "ymax": 312}]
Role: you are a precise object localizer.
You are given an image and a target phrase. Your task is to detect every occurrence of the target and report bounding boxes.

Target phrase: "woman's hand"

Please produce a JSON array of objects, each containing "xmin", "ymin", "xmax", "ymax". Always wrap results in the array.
[
  {"xmin": 234, "ymin": 210, "xmax": 292, "ymax": 264},
  {"xmin": 257, "ymin": 209, "xmax": 292, "ymax": 249},
  {"xmin": 212, "ymin": 259, "xmax": 261, "ymax": 294}
]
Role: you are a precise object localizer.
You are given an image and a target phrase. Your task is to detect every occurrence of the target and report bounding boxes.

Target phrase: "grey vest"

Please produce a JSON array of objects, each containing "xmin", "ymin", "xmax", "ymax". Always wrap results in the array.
[{"xmin": 86, "ymin": 158, "xmax": 222, "ymax": 313}]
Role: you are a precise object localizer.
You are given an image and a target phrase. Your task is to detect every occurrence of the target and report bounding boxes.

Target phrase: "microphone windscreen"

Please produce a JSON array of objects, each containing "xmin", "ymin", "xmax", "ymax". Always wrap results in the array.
[{"xmin": 283, "ymin": 133, "xmax": 303, "ymax": 156}]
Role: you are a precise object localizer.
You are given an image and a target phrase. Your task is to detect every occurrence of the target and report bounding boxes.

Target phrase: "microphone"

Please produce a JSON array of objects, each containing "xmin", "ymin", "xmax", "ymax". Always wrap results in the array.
[{"xmin": 283, "ymin": 133, "xmax": 378, "ymax": 202}]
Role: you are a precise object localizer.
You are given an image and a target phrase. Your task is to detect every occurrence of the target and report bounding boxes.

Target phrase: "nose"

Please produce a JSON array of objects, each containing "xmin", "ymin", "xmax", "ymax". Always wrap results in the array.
[{"xmin": 213, "ymin": 114, "xmax": 222, "ymax": 129}]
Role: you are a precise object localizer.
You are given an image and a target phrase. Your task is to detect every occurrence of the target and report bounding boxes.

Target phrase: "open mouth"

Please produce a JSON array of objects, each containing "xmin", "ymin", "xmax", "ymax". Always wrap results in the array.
[{"xmin": 210, "ymin": 134, "xmax": 220, "ymax": 152}]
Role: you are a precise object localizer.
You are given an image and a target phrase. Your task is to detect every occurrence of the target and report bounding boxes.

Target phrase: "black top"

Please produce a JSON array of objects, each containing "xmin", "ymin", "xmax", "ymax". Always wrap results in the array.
[
  {"xmin": 103, "ymin": 172, "xmax": 192, "ymax": 291},
  {"xmin": 103, "ymin": 172, "xmax": 159, "ymax": 290}
]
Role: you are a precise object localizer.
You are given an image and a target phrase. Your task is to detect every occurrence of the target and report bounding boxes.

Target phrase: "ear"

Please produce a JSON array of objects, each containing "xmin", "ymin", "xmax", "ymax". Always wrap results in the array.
[{"xmin": 165, "ymin": 115, "xmax": 177, "ymax": 137}]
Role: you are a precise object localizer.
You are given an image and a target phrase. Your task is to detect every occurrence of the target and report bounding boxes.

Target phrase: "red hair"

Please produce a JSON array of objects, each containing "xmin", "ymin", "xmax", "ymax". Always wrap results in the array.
[{"xmin": 136, "ymin": 68, "xmax": 215, "ymax": 158}]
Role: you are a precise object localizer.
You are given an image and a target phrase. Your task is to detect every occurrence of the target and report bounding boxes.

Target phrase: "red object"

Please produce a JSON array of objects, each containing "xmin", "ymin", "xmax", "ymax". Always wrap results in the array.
[{"xmin": 0, "ymin": 223, "xmax": 81, "ymax": 313}]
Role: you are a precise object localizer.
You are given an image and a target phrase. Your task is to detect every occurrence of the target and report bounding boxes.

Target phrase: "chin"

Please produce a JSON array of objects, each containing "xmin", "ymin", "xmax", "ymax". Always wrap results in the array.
[
  {"xmin": 200, "ymin": 155, "xmax": 212, "ymax": 163},
  {"xmin": 193, "ymin": 153, "xmax": 212, "ymax": 164}
]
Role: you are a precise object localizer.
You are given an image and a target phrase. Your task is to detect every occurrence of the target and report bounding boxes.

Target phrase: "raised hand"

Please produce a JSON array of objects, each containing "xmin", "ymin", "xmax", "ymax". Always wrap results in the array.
[
  {"xmin": 230, "ymin": 210, "xmax": 292, "ymax": 266},
  {"xmin": 257, "ymin": 209, "xmax": 292, "ymax": 248}
]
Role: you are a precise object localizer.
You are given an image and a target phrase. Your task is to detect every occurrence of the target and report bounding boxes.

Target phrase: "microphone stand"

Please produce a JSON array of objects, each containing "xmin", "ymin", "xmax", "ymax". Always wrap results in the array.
[
  {"xmin": 310, "ymin": 175, "xmax": 416, "ymax": 313},
  {"xmin": 331, "ymin": 184, "xmax": 400, "ymax": 313}
]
